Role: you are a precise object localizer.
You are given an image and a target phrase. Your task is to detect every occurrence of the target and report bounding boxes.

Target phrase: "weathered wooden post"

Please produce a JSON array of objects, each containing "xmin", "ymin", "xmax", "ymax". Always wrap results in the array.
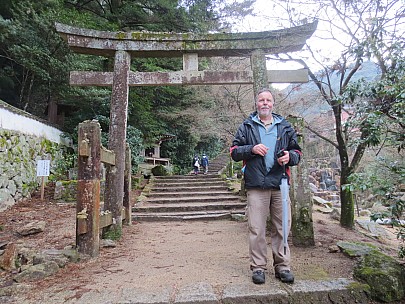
[
  {"xmin": 77, "ymin": 120, "xmax": 101, "ymax": 257},
  {"xmin": 123, "ymin": 143, "xmax": 132, "ymax": 225},
  {"xmin": 288, "ymin": 116, "xmax": 315, "ymax": 246}
]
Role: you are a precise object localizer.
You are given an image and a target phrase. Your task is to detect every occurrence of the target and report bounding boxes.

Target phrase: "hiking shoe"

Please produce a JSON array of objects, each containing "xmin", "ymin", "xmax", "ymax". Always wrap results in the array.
[
  {"xmin": 275, "ymin": 270, "xmax": 294, "ymax": 283},
  {"xmin": 252, "ymin": 270, "xmax": 265, "ymax": 284}
]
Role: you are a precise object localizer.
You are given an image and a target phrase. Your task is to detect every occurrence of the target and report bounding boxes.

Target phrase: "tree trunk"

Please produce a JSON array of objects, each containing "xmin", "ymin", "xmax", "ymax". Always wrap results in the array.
[
  {"xmin": 339, "ymin": 173, "xmax": 355, "ymax": 228},
  {"xmin": 289, "ymin": 116, "xmax": 315, "ymax": 247}
]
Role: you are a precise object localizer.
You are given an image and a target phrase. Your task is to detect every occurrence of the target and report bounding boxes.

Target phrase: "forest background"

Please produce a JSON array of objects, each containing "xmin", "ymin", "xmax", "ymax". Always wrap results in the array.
[{"xmin": 0, "ymin": 0, "xmax": 404, "ymax": 251}]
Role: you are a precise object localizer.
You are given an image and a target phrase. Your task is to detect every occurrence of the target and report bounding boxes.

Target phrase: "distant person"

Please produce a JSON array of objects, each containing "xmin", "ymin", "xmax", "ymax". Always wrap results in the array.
[
  {"xmin": 230, "ymin": 88, "xmax": 302, "ymax": 285},
  {"xmin": 192, "ymin": 154, "xmax": 200, "ymax": 175},
  {"xmin": 201, "ymin": 153, "xmax": 209, "ymax": 174}
]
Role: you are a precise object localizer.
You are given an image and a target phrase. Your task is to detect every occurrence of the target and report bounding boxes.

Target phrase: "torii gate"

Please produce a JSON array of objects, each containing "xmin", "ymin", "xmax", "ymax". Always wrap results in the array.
[{"xmin": 56, "ymin": 21, "xmax": 317, "ymax": 241}]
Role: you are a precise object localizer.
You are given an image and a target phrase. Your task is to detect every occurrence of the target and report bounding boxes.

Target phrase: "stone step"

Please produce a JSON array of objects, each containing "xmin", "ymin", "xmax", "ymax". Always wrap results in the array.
[
  {"xmin": 134, "ymin": 152, "xmax": 245, "ymax": 222},
  {"xmin": 154, "ymin": 174, "xmax": 221, "ymax": 180},
  {"xmin": 134, "ymin": 201, "xmax": 246, "ymax": 212},
  {"xmin": 132, "ymin": 209, "xmax": 245, "ymax": 222},
  {"xmin": 153, "ymin": 177, "xmax": 224, "ymax": 183},
  {"xmin": 147, "ymin": 190, "xmax": 236, "ymax": 198},
  {"xmin": 144, "ymin": 195, "xmax": 241, "ymax": 204},
  {"xmin": 151, "ymin": 180, "xmax": 227, "ymax": 188},
  {"xmin": 150, "ymin": 185, "xmax": 229, "ymax": 193}
]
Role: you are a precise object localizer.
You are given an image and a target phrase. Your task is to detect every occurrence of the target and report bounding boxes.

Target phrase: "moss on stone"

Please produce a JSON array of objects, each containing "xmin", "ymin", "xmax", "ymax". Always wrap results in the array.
[
  {"xmin": 151, "ymin": 165, "xmax": 168, "ymax": 176},
  {"xmin": 299, "ymin": 265, "xmax": 329, "ymax": 280},
  {"xmin": 354, "ymin": 248, "xmax": 405, "ymax": 302},
  {"xmin": 337, "ymin": 241, "xmax": 378, "ymax": 257},
  {"xmin": 347, "ymin": 281, "xmax": 371, "ymax": 293}
]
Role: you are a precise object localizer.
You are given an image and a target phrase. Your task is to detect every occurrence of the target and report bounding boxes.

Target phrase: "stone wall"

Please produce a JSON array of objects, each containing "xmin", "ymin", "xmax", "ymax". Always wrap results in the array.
[{"xmin": 0, "ymin": 100, "xmax": 71, "ymax": 211}]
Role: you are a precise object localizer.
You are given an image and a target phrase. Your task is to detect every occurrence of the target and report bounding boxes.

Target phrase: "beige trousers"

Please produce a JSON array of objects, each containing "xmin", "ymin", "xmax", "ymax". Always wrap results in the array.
[{"xmin": 246, "ymin": 188, "xmax": 291, "ymax": 273}]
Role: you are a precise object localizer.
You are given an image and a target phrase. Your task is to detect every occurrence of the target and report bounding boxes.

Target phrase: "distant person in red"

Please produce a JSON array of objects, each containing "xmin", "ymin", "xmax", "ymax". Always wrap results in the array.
[{"xmin": 230, "ymin": 88, "xmax": 302, "ymax": 285}]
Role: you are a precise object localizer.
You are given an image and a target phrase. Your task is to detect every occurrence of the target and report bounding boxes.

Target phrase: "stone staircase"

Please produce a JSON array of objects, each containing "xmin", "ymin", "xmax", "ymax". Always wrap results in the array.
[
  {"xmin": 205, "ymin": 152, "xmax": 230, "ymax": 174},
  {"xmin": 133, "ymin": 153, "xmax": 246, "ymax": 221}
]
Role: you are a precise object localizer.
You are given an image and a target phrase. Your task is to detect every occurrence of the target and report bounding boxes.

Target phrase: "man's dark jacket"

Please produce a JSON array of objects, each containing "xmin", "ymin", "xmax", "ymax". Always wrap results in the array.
[{"xmin": 230, "ymin": 112, "xmax": 302, "ymax": 189}]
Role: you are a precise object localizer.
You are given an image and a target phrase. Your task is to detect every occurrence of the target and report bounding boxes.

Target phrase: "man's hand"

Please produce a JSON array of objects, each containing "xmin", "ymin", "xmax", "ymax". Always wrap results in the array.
[
  {"xmin": 252, "ymin": 144, "xmax": 269, "ymax": 156},
  {"xmin": 277, "ymin": 150, "xmax": 290, "ymax": 165}
]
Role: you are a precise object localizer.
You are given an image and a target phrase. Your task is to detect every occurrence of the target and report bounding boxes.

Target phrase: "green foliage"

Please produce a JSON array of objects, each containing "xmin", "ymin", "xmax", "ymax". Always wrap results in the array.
[
  {"xmin": 50, "ymin": 147, "xmax": 76, "ymax": 181},
  {"xmin": 194, "ymin": 135, "xmax": 224, "ymax": 158},
  {"xmin": 103, "ymin": 226, "xmax": 122, "ymax": 241},
  {"xmin": 126, "ymin": 125, "xmax": 144, "ymax": 174},
  {"xmin": 151, "ymin": 165, "xmax": 169, "ymax": 176},
  {"xmin": 0, "ymin": 0, "xmax": 72, "ymax": 116},
  {"xmin": 349, "ymin": 156, "xmax": 405, "ymax": 258},
  {"xmin": 0, "ymin": 0, "xmax": 255, "ymax": 175}
]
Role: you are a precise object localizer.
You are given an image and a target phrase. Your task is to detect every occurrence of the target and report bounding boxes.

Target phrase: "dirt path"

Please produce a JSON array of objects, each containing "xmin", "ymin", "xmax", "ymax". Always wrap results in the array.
[{"xmin": 0, "ymin": 189, "xmax": 402, "ymax": 303}]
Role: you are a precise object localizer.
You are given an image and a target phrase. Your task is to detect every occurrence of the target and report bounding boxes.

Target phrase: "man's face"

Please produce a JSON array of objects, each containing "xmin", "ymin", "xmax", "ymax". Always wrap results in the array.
[{"xmin": 256, "ymin": 91, "xmax": 274, "ymax": 118}]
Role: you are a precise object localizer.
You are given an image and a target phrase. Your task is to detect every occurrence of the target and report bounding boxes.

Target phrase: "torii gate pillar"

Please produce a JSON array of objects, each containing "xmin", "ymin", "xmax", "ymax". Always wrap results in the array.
[
  {"xmin": 104, "ymin": 50, "xmax": 130, "ymax": 235},
  {"xmin": 250, "ymin": 50, "xmax": 269, "ymax": 97}
]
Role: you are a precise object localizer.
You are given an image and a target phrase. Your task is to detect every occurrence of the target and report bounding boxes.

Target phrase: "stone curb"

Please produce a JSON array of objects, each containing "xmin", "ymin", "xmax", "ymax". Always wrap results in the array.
[{"xmin": 26, "ymin": 278, "xmax": 368, "ymax": 304}]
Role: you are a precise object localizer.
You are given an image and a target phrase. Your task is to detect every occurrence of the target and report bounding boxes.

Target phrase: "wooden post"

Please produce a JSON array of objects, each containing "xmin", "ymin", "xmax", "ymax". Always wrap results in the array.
[
  {"xmin": 40, "ymin": 176, "xmax": 45, "ymax": 201},
  {"xmin": 123, "ymin": 143, "xmax": 132, "ymax": 225},
  {"xmin": 288, "ymin": 116, "xmax": 315, "ymax": 247},
  {"xmin": 77, "ymin": 120, "xmax": 101, "ymax": 257},
  {"xmin": 104, "ymin": 50, "xmax": 130, "ymax": 236}
]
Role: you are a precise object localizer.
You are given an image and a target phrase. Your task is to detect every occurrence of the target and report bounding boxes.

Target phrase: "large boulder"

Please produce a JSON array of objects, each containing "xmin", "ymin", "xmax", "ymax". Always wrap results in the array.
[
  {"xmin": 354, "ymin": 251, "xmax": 405, "ymax": 303},
  {"xmin": 338, "ymin": 241, "xmax": 405, "ymax": 303}
]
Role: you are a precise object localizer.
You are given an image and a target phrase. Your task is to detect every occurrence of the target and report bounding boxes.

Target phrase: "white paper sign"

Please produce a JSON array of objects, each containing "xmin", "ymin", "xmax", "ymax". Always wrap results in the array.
[{"xmin": 37, "ymin": 160, "xmax": 51, "ymax": 177}]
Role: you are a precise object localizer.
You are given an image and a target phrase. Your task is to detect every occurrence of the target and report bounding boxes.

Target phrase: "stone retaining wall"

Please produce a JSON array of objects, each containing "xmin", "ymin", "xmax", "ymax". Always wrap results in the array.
[{"xmin": 0, "ymin": 100, "xmax": 71, "ymax": 211}]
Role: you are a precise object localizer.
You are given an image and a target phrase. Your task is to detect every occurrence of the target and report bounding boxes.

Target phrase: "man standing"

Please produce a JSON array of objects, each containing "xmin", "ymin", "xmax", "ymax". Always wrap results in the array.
[{"xmin": 230, "ymin": 88, "xmax": 302, "ymax": 284}]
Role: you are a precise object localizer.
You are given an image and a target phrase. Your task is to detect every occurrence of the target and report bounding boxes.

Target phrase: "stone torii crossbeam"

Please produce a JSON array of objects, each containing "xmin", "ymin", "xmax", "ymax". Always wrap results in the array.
[{"xmin": 56, "ymin": 21, "xmax": 317, "ymax": 237}]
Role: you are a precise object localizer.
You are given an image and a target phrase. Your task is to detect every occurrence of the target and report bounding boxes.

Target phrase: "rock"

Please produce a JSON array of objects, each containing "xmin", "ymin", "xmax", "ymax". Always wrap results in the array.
[
  {"xmin": 354, "ymin": 250, "xmax": 405, "ymax": 302},
  {"xmin": 0, "ymin": 281, "xmax": 31, "ymax": 298},
  {"xmin": 309, "ymin": 182, "xmax": 318, "ymax": 193},
  {"xmin": 315, "ymin": 206, "xmax": 333, "ymax": 213},
  {"xmin": 356, "ymin": 219, "xmax": 393, "ymax": 239},
  {"xmin": 33, "ymin": 250, "xmax": 69, "ymax": 268},
  {"xmin": 328, "ymin": 245, "xmax": 340, "ymax": 253},
  {"xmin": 375, "ymin": 218, "xmax": 392, "ymax": 225},
  {"xmin": 337, "ymin": 241, "xmax": 405, "ymax": 302},
  {"xmin": 370, "ymin": 202, "xmax": 389, "ymax": 214},
  {"xmin": 13, "ymin": 261, "xmax": 60, "ymax": 283},
  {"xmin": 231, "ymin": 214, "xmax": 246, "ymax": 221},
  {"xmin": 53, "ymin": 180, "xmax": 78, "ymax": 201},
  {"xmin": 62, "ymin": 248, "xmax": 81, "ymax": 263},
  {"xmin": 313, "ymin": 196, "xmax": 333, "ymax": 208},
  {"xmin": 337, "ymin": 241, "xmax": 377, "ymax": 257},
  {"xmin": 329, "ymin": 208, "xmax": 340, "ymax": 221},
  {"xmin": 101, "ymin": 239, "xmax": 116, "ymax": 248},
  {"xmin": 17, "ymin": 247, "xmax": 36, "ymax": 267},
  {"xmin": 0, "ymin": 243, "xmax": 18, "ymax": 271},
  {"xmin": 16, "ymin": 221, "xmax": 46, "ymax": 236},
  {"xmin": 0, "ymin": 189, "xmax": 15, "ymax": 212},
  {"xmin": 359, "ymin": 209, "xmax": 371, "ymax": 217}
]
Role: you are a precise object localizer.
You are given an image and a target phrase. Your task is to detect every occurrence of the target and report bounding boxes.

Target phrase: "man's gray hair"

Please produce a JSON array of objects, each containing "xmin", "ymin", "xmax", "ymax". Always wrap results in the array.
[{"xmin": 256, "ymin": 88, "xmax": 275, "ymax": 102}]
